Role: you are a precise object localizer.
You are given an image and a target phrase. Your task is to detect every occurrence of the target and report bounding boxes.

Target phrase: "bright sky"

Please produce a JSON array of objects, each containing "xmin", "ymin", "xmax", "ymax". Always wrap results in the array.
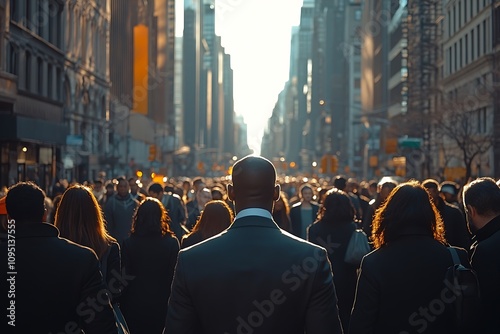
[{"xmin": 176, "ymin": 0, "xmax": 303, "ymax": 155}]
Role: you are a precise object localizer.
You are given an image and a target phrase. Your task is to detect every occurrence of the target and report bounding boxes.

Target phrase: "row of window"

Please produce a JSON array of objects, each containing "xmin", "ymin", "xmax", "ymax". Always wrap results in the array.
[
  {"xmin": 446, "ymin": 18, "xmax": 490, "ymax": 75},
  {"xmin": 10, "ymin": 0, "xmax": 63, "ymax": 49},
  {"xmin": 447, "ymin": 0, "xmax": 490, "ymax": 37},
  {"xmin": 7, "ymin": 43, "xmax": 62, "ymax": 101}
]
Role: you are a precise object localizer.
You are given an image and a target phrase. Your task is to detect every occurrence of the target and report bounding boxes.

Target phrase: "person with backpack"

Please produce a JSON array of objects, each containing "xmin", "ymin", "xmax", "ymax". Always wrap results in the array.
[
  {"xmin": 350, "ymin": 181, "xmax": 471, "ymax": 334},
  {"xmin": 462, "ymin": 177, "xmax": 500, "ymax": 333}
]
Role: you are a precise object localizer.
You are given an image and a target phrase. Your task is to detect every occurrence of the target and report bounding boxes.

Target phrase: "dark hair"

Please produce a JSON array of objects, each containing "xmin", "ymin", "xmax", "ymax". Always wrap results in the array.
[
  {"xmin": 317, "ymin": 188, "xmax": 356, "ymax": 224},
  {"xmin": 422, "ymin": 179, "xmax": 439, "ymax": 190},
  {"xmin": 299, "ymin": 184, "xmax": 313, "ymax": 197},
  {"xmin": 193, "ymin": 177, "xmax": 205, "ymax": 188},
  {"xmin": 190, "ymin": 200, "xmax": 233, "ymax": 239},
  {"xmin": 48, "ymin": 194, "xmax": 62, "ymax": 225},
  {"xmin": 6, "ymin": 182, "xmax": 45, "ymax": 222},
  {"xmin": 463, "ymin": 177, "xmax": 500, "ymax": 216},
  {"xmin": 148, "ymin": 183, "xmax": 164, "ymax": 194},
  {"xmin": 55, "ymin": 185, "xmax": 116, "ymax": 258},
  {"xmin": 131, "ymin": 198, "xmax": 173, "ymax": 237},
  {"xmin": 333, "ymin": 176, "xmax": 347, "ymax": 191},
  {"xmin": 371, "ymin": 181, "xmax": 445, "ymax": 249}
]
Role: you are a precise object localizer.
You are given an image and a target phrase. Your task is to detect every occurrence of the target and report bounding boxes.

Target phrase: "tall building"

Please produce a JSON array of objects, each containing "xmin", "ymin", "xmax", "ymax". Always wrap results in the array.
[
  {"xmin": 63, "ymin": 0, "xmax": 111, "ymax": 182},
  {"xmin": 109, "ymin": 0, "xmax": 176, "ymax": 177},
  {"xmin": 439, "ymin": 0, "xmax": 497, "ymax": 178},
  {"xmin": 1, "ymin": 1, "xmax": 82, "ymax": 192}
]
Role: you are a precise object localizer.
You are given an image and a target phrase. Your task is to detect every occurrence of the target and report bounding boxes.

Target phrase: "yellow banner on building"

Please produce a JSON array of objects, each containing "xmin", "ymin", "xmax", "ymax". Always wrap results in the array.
[{"xmin": 133, "ymin": 25, "xmax": 149, "ymax": 115}]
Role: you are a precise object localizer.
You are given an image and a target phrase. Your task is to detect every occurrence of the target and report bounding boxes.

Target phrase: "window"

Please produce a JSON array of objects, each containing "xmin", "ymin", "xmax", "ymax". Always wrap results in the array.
[
  {"xmin": 7, "ymin": 43, "xmax": 18, "ymax": 75},
  {"xmin": 477, "ymin": 108, "xmax": 487, "ymax": 134},
  {"xmin": 471, "ymin": 30, "xmax": 475, "ymax": 61},
  {"xmin": 459, "ymin": 38, "xmax": 463, "ymax": 68},
  {"xmin": 37, "ymin": 57, "xmax": 43, "ymax": 95},
  {"xmin": 10, "ymin": 0, "xmax": 19, "ymax": 22},
  {"xmin": 47, "ymin": 64, "xmax": 53, "ymax": 99},
  {"xmin": 477, "ymin": 24, "xmax": 481, "ymax": 57},
  {"xmin": 453, "ymin": 6, "xmax": 456, "ymax": 34},
  {"xmin": 56, "ymin": 68, "xmax": 61, "ymax": 101},
  {"xmin": 448, "ymin": 47, "xmax": 452, "ymax": 74},
  {"xmin": 454, "ymin": 42, "xmax": 457, "ymax": 72},
  {"xmin": 465, "ymin": 34, "xmax": 468, "ymax": 65},
  {"xmin": 458, "ymin": 1, "xmax": 461, "ymax": 28},
  {"xmin": 448, "ymin": 10, "xmax": 451, "ymax": 37},
  {"xmin": 355, "ymin": 10, "xmax": 361, "ymax": 21},
  {"xmin": 25, "ymin": 51, "xmax": 32, "ymax": 91},
  {"xmin": 483, "ymin": 20, "xmax": 487, "ymax": 54},
  {"xmin": 464, "ymin": 0, "xmax": 467, "ymax": 23}
]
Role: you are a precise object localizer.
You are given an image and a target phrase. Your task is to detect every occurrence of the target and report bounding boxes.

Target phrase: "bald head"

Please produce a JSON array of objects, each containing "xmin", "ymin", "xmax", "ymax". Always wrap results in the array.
[{"xmin": 228, "ymin": 155, "xmax": 280, "ymax": 213}]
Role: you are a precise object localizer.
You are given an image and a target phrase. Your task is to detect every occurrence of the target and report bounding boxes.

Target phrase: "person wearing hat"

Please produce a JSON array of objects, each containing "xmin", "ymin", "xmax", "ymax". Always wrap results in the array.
[{"xmin": 439, "ymin": 181, "xmax": 460, "ymax": 208}]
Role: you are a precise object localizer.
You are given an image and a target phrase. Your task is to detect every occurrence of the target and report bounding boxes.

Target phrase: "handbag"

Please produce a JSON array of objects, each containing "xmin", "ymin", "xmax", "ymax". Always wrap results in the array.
[
  {"xmin": 101, "ymin": 245, "xmax": 131, "ymax": 334},
  {"xmin": 344, "ymin": 229, "xmax": 371, "ymax": 266}
]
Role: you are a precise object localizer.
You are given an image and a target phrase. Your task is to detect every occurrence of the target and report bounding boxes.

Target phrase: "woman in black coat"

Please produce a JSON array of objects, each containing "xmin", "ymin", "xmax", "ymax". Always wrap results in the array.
[
  {"xmin": 349, "ymin": 181, "xmax": 471, "ymax": 334},
  {"xmin": 120, "ymin": 198, "xmax": 180, "ymax": 334},
  {"xmin": 307, "ymin": 188, "xmax": 360, "ymax": 330}
]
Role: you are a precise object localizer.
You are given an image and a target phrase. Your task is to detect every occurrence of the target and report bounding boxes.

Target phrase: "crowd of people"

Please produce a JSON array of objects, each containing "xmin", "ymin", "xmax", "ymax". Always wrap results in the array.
[{"xmin": 1, "ymin": 155, "xmax": 500, "ymax": 333}]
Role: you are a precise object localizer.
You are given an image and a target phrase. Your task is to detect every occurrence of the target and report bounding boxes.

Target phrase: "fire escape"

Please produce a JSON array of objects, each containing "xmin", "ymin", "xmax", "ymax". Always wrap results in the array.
[{"xmin": 407, "ymin": 0, "xmax": 442, "ymax": 178}]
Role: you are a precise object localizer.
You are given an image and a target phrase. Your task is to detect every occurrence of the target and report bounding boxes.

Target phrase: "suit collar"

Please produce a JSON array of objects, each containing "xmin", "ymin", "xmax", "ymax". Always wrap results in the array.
[
  {"xmin": 15, "ymin": 222, "xmax": 60, "ymax": 238},
  {"xmin": 230, "ymin": 215, "xmax": 279, "ymax": 230}
]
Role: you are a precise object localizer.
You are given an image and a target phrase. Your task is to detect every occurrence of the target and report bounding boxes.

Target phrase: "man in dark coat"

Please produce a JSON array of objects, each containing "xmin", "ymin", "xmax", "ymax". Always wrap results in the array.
[
  {"xmin": 423, "ymin": 179, "xmax": 471, "ymax": 249},
  {"xmin": 165, "ymin": 155, "xmax": 343, "ymax": 334},
  {"xmin": 463, "ymin": 177, "xmax": 500, "ymax": 333},
  {"xmin": 149, "ymin": 183, "xmax": 188, "ymax": 241},
  {"xmin": 290, "ymin": 184, "xmax": 320, "ymax": 239},
  {"xmin": 0, "ymin": 182, "xmax": 117, "ymax": 333}
]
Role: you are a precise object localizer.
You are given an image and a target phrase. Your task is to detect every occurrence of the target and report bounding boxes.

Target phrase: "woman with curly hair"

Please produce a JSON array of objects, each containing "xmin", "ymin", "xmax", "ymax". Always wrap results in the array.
[
  {"xmin": 120, "ymin": 198, "xmax": 180, "ymax": 334},
  {"xmin": 350, "ymin": 181, "xmax": 471, "ymax": 334}
]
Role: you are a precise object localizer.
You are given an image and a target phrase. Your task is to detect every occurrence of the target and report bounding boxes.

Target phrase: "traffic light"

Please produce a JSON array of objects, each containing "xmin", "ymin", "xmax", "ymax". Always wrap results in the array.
[{"xmin": 148, "ymin": 145, "xmax": 157, "ymax": 161}]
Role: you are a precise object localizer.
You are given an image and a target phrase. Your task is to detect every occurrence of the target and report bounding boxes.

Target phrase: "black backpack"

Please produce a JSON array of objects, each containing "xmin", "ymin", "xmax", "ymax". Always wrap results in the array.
[{"xmin": 445, "ymin": 247, "xmax": 480, "ymax": 332}]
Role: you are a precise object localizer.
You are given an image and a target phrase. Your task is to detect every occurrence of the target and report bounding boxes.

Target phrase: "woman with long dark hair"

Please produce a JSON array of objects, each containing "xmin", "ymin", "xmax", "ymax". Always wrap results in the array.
[
  {"xmin": 120, "ymin": 198, "xmax": 179, "ymax": 334},
  {"xmin": 307, "ymin": 188, "xmax": 360, "ymax": 330},
  {"xmin": 54, "ymin": 185, "xmax": 121, "ymax": 300},
  {"xmin": 350, "ymin": 181, "xmax": 470, "ymax": 334},
  {"xmin": 181, "ymin": 200, "xmax": 234, "ymax": 249},
  {"xmin": 272, "ymin": 191, "xmax": 292, "ymax": 232}
]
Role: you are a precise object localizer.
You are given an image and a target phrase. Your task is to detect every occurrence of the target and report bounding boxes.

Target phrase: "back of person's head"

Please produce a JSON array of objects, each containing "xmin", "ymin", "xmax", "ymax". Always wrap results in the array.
[
  {"xmin": 319, "ymin": 188, "xmax": 356, "ymax": 224},
  {"xmin": 55, "ymin": 185, "xmax": 115, "ymax": 257},
  {"xmin": 422, "ymin": 179, "xmax": 440, "ymax": 190},
  {"xmin": 439, "ymin": 181, "xmax": 459, "ymax": 195},
  {"xmin": 463, "ymin": 177, "xmax": 500, "ymax": 216},
  {"xmin": 148, "ymin": 183, "xmax": 164, "ymax": 195},
  {"xmin": 6, "ymin": 182, "xmax": 45, "ymax": 223},
  {"xmin": 372, "ymin": 180, "xmax": 445, "ymax": 248},
  {"xmin": 333, "ymin": 176, "xmax": 347, "ymax": 191},
  {"xmin": 192, "ymin": 177, "xmax": 205, "ymax": 190},
  {"xmin": 229, "ymin": 155, "xmax": 278, "ymax": 210},
  {"xmin": 131, "ymin": 197, "xmax": 173, "ymax": 237},
  {"xmin": 192, "ymin": 200, "xmax": 234, "ymax": 239}
]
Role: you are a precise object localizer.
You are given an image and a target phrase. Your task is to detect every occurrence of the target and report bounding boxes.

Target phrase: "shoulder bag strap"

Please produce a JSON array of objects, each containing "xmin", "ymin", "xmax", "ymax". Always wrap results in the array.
[{"xmin": 448, "ymin": 247, "xmax": 461, "ymax": 265}]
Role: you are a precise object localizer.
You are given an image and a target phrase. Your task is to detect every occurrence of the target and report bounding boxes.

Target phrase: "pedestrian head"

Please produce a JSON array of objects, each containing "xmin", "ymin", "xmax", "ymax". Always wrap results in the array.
[
  {"xmin": 55, "ymin": 185, "xmax": 116, "ymax": 258},
  {"xmin": 6, "ymin": 182, "xmax": 45, "ymax": 223},
  {"xmin": 131, "ymin": 197, "xmax": 173, "ymax": 237},
  {"xmin": 116, "ymin": 177, "xmax": 129, "ymax": 197},
  {"xmin": 148, "ymin": 183, "xmax": 164, "ymax": 200},
  {"xmin": 462, "ymin": 177, "xmax": 500, "ymax": 231},
  {"xmin": 318, "ymin": 188, "xmax": 356, "ymax": 224},
  {"xmin": 371, "ymin": 181, "xmax": 445, "ymax": 249},
  {"xmin": 422, "ymin": 179, "xmax": 441, "ymax": 204},
  {"xmin": 191, "ymin": 200, "xmax": 234, "ymax": 239},
  {"xmin": 228, "ymin": 155, "xmax": 280, "ymax": 213}
]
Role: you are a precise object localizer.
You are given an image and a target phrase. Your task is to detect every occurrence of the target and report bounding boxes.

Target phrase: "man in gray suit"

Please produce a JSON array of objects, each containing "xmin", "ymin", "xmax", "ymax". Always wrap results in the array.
[{"xmin": 165, "ymin": 155, "xmax": 342, "ymax": 334}]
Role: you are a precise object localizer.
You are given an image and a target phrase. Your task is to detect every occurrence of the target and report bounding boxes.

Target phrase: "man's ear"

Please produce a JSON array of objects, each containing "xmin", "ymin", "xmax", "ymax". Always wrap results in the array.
[
  {"xmin": 227, "ymin": 184, "xmax": 234, "ymax": 202},
  {"xmin": 273, "ymin": 184, "xmax": 281, "ymax": 202},
  {"xmin": 466, "ymin": 205, "xmax": 477, "ymax": 218}
]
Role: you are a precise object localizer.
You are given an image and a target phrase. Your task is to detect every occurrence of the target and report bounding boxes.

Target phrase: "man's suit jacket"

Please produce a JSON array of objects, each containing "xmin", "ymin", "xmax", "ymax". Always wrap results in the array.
[
  {"xmin": 290, "ymin": 202, "xmax": 320, "ymax": 238},
  {"xmin": 165, "ymin": 215, "xmax": 343, "ymax": 334},
  {"xmin": 0, "ymin": 222, "xmax": 117, "ymax": 333}
]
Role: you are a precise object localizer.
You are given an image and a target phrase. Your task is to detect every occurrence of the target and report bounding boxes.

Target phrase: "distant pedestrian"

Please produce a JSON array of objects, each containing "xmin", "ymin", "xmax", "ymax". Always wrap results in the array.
[
  {"xmin": 181, "ymin": 200, "xmax": 234, "ymax": 249},
  {"xmin": 272, "ymin": 191, "xmax": 292, "ymax": 232},
  {"xmin": 186, "ymin": 187, "xmax": 212, "ymax": 230},
  {"xmin": 104, "ymin": 177, "xmax": 139, "ymax": 244},
  {"xmin": 0, "ymin": 182, "xmax": 116, "ymax": 333},
  {"xmin": 462, "ymin": 177, "xmax": 500, "ymax": 333},
  {"xmin": 148, "ymin": 183, "xmax": 187, "ymax": 241},
  {"xmin": 289, "ymin": 183, "xmax": 319, "ymax": 239}
]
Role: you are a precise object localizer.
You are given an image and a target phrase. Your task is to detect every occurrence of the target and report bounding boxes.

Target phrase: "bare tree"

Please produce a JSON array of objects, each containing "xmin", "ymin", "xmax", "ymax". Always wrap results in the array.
[{"xmin": 433, "ymin": 99, "xmax": 494, "ymax": 181}]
